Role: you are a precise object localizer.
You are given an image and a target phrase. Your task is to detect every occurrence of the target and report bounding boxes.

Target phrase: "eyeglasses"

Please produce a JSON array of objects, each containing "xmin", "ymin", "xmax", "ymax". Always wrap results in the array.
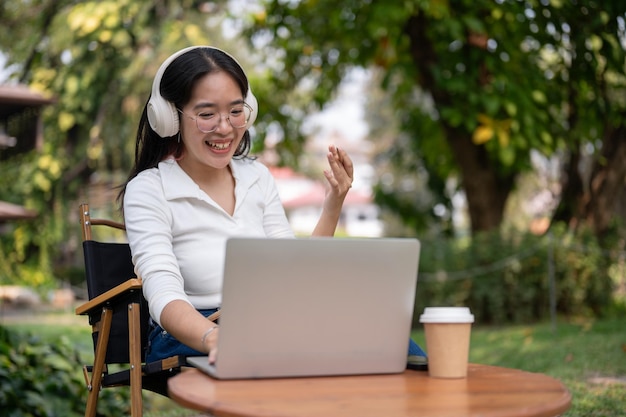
[{"xmin": 177, "ymin": 103, "xmax": 252, "ymax": 133}]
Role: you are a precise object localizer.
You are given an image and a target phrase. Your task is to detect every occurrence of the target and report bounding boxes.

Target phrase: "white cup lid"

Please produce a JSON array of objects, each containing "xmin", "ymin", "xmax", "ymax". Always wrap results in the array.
[{"xmin": 419, "ymin": 307, "xmax": 475, "ymax": 323}]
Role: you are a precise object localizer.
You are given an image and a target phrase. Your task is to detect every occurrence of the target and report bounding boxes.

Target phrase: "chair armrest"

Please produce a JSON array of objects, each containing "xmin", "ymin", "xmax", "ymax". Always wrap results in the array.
[{"xmin": 75, "ymin": 278, "xmax": 143, "ymax": 316}]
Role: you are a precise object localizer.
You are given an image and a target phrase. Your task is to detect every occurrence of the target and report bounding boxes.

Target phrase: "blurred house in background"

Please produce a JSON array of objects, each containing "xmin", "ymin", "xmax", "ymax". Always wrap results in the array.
[
  {"xmin": 0, "ymin": 84, "xmax": 54, "ymax": 223},
  {"xmin": 270, "ymin": 166, "xmax": 383, "ymax": 237}
]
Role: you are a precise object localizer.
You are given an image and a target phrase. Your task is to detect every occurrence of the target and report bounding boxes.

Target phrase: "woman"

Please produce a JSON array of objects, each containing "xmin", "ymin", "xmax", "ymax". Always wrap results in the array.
[{"xmin": 119, "ymin": 46, "xmax": 354, "ymax": 364}]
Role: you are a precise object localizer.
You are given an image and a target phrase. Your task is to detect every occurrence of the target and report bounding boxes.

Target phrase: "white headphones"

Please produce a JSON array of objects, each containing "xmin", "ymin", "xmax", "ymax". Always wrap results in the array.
[{"xmin": 147, "ymin": 46, "xmax": 258, "ymax": 138}]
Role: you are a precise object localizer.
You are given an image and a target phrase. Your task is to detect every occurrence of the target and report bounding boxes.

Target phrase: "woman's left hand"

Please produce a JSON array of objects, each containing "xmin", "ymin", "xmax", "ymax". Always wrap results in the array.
[{"xmin": 323, "ymin": 145, "xmax": 354, "ymax": 206}]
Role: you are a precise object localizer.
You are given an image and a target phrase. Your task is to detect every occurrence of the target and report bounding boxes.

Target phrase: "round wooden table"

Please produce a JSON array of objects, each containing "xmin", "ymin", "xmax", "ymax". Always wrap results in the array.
[{"xmin": 168, "ymin": 363, "xmax": 571, "ymax": 417}]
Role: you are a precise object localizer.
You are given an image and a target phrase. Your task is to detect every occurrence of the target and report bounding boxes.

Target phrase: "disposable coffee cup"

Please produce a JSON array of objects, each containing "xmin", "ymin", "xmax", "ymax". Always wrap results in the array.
[{"xmin": 419, "ymin": 307, "xmax": 474, "ymax": 378}]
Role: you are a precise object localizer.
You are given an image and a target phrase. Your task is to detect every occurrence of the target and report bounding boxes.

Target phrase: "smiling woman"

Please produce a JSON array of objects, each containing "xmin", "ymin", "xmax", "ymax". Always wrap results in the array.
[{"xmin": 115, "ymin": 46, "xmax": 360, "ymax": 366}]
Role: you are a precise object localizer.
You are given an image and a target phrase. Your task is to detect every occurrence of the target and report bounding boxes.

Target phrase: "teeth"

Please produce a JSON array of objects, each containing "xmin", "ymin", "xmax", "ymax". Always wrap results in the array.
[{"xmin": 207, "ymin": 141, "xmax": 229, "ymax": 150}]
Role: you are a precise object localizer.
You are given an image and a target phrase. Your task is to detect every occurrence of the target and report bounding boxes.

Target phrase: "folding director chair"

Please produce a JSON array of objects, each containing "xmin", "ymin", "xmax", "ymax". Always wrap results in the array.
[{"xmin": 75, "ymin": 203, "xmax": 187, "ymax": 417}]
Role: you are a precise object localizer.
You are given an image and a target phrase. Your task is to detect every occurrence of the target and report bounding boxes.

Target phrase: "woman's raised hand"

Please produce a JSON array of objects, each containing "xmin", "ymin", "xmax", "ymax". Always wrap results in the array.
[{"xmin": 323, "ymin": 145, "xmax": 354, "ymax": 205}]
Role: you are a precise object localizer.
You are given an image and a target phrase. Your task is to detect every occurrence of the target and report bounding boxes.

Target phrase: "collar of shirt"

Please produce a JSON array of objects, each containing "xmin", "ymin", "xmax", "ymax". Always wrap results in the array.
[{"xmin": 158, "ymin": 158, "xmax": 260, "ymax": 202}]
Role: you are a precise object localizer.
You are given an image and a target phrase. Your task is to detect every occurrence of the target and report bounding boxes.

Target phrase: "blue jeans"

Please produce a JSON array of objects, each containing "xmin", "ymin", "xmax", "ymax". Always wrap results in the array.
[
  {"xmin": 146, "ymin": 308, "xmax": 219, "ymax": 363},
  {"xmin": 146, "ymin": 307, "xmax": 427, "ymax": 362}
]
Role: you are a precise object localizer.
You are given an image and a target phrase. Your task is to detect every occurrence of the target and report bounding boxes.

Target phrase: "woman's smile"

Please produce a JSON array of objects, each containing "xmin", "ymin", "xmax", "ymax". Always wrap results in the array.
[{"xmin": 205, "ymin": 139, "xmax": 233, "ymax": 152}]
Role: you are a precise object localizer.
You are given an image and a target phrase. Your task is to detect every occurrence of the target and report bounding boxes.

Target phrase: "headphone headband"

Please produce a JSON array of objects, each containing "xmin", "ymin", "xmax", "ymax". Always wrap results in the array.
[{"xmin": 147, "ymin": 46, "xmax": 258, "ymax": 138}]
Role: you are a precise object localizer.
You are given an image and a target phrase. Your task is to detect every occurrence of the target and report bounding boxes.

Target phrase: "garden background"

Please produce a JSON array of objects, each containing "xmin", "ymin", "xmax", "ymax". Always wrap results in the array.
[{"xmin": 1, "ymin": 1, "xmax": 625, "ymax": 416}]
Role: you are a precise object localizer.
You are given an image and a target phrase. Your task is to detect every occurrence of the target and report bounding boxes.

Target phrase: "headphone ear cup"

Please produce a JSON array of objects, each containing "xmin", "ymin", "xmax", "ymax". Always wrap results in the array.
[
  {"xmin": 148, "ymin": 95, "xmax": 179, "ymax": 138},
  {"xmin": 245, "ymin": 89, "xmax": 258, "ymax": 128},
  {"xmin": 147, "ymin": 46, "xmax": 199, "ymax": 138}
]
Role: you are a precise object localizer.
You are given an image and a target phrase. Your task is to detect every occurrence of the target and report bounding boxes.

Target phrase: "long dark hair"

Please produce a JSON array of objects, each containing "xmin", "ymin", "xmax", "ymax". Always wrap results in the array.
[{"xmin": 117, "ymin": 47, "xmax": 253, "ymax": 204}]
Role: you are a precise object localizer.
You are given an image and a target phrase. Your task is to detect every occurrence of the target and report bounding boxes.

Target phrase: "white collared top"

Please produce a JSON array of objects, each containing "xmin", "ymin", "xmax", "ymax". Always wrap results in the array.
[{"xmin": 124, "ymin": 157, "xmax": 294, "ymax": 326}]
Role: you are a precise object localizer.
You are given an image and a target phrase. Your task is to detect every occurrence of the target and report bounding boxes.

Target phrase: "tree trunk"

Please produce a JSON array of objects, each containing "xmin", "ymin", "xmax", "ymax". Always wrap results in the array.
[
  {"xmin": 582, "ymin": 127, "xmax": 626, "ymax": 239},
  {"xmin": 552, "ymin": 127, "xmax": 626, "ymax": 240},
  {"xmin": 551, "ymin": 149, "xmax": 584, "ymax": 229},
  {"xmin": 404, "ymin": 13, "xmax": 515, "ymax": 233},
  {"xmin": 444, "ymin": 126, "xmax": 515, "ymax": 232}
]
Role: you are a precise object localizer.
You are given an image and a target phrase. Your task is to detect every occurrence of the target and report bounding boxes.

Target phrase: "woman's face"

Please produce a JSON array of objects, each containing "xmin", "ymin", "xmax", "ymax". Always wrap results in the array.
[{"xmin": 178, "ymin": 71, "xmax": 247, "ymax": 172}]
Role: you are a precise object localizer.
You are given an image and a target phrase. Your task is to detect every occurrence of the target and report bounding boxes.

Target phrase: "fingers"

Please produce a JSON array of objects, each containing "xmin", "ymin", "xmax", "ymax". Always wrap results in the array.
[
  {"xmin": 334, "ymin": 145, "xmax": 354, "ymax": 178},
  {"xmin": 326, "ymin": 145, "xmax": 353, "ymax": 187},
  {"xmin": 209, "ymin": 346, "xmax": 218, "ymax": 364},
  {"xmin": 323, "ymin": 168, "xmax": 338, "ymax": 190}
]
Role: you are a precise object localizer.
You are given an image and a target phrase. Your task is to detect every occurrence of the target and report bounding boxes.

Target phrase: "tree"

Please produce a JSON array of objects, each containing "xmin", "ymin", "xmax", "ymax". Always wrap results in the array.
[
  {"xmin": 535, "ymin": 3, "xmax": 626, "ymax": 240},
  {"xmin": 244, "ymin": 0, "xmax": 626, "ymax": 237},
  {"xmin": 1, "ymin": 0, "xmax": 624, "ymax": 289},
  {"xmin": 0, "ymin": 0, "xmax": 238, "ymax": 286}
]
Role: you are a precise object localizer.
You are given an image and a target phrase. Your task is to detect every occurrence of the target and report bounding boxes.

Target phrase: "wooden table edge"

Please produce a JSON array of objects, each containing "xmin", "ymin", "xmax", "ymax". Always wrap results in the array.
[{"xmin": 168, "ymin": 364, "xmax": 572, "ymax": 417}]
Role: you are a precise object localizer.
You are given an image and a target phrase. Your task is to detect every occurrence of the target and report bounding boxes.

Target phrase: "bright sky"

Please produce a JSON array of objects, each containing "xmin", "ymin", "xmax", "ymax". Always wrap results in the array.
[
  {"xmin": 0, "ymin": 54, "xmax": 13, "ymax": 83},
  {"xmin": 304, "ymin": 68, "xmax": 370, "ymax": 143}
]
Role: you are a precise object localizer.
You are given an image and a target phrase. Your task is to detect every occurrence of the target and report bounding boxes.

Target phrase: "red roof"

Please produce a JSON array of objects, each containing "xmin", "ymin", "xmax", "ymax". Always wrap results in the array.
[
  {"xmin": 269, "ymin": 165, "xmax": 373, "ymax": 209},
  {"xmin": 281, "ymin": 182, "xmax": 372, "ymax": 209}
]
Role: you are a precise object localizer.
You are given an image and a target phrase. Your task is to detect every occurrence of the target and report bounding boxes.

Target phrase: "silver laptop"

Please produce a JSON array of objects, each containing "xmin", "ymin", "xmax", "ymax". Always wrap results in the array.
[{"xmin": 187, "ymin": 237, "xmax": 420, "ymax": 379}]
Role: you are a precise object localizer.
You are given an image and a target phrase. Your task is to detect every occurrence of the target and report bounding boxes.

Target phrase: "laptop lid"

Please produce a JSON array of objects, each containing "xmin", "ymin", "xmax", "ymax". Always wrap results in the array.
[{"xmin": 188, "ymin": 237, "xmax": 420, "ymax": 379}]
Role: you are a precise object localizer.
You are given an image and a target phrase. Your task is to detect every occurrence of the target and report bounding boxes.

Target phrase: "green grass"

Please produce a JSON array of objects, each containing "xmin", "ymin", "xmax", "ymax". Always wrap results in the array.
[
  {"xmin": 1, "ymin": 308, "xmax": 196, "ymax": 417},
  {"xmin": 3, "ymin": 309, "xmax": 625, "ymax": 416},
  {"xmin": 412, "ymin": 317, "xmax": 626, "ymax": 416}
]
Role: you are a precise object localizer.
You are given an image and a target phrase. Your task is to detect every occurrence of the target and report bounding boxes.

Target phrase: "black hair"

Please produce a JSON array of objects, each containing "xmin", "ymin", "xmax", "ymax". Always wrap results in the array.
[{"xmin": 117, "ymin": 47, "xmax": 253, "ymax": 204}]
